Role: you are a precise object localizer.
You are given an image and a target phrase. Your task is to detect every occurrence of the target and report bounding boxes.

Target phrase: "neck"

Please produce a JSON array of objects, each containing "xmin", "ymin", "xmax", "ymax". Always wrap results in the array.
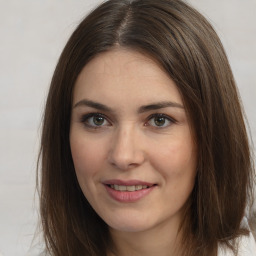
[{"xmin": 108, "ymin": 217, "xmax": 183, "ymax": 256}]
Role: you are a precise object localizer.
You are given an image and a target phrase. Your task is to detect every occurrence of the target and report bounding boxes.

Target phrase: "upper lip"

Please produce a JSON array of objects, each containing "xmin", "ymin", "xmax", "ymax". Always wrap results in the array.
[{"xmin": 103, "ymin": 179, "xmax": 155, "ymax": 186}]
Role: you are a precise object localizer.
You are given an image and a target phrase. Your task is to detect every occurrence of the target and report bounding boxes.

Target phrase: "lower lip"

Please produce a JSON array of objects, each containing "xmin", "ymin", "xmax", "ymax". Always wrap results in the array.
[{"xmin": 104, "ymin": 185, "xmax": 156, "ymax": 203}]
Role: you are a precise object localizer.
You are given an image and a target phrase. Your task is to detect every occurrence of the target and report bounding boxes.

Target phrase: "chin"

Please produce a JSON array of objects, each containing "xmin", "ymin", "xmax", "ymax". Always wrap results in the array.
[
  {"xmin": 103, "ymin": 212, "xmax": 154, "ymax": 233},
  {"xmin": 109, "ymin": 222, "xmax": 150, "ymax": 233}
]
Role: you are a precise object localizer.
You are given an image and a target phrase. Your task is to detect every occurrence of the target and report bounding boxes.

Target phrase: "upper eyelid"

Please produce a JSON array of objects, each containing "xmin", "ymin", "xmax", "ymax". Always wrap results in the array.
[
  {"xmin": 80, "ymin": 112, "xmax": 108, "ymax": 119},
  {"xmin": 79, "ymin": 111, "xmax": 110, "ymax": 120},
  {"xmin": 80, "ymin": 113, "xmax": 111, "ymax": 123},
  {"xmin": 147, "ymin": 113, "xmax": 177, "ymax": 122}
]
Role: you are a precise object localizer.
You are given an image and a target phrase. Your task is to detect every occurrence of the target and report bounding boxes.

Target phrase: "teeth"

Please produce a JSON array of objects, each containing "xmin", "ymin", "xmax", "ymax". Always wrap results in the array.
[
  {"xmin": 135, "ymin": 185, "xmax": 142, "ymax": 190},
  {"xmin": 109, "ymin": 184, "xmax": 151, "ymax": 191},
  {"xmin": 119, "ymin": 185, "xmax": 126, "ymax": 191},
  {"xmin": 127, "ymin": 185, "xmax": 136, "ymax": 191}
]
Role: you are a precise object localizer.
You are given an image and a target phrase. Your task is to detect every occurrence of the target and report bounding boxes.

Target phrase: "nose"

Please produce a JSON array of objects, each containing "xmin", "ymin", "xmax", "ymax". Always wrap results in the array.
[{"xmin": 107, "ymin": 126, "xmax": 145, "ymax": 170}]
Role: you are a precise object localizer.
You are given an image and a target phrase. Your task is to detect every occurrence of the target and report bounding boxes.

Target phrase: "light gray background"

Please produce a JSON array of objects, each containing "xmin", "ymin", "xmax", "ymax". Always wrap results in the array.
[{"xmin": 0, "ymin": 1, "xmax": 255, "ymax": 255}]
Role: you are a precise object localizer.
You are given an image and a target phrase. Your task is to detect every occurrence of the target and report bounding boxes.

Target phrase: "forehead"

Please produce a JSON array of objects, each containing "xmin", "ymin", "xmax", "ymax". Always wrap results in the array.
[
  {"xmin": 73, "ymin": 48, "xmax": 183, "ymax": 107},
  {"xmin": 82, "ymin": 49, "xmax": 163, "ymax": 77}
]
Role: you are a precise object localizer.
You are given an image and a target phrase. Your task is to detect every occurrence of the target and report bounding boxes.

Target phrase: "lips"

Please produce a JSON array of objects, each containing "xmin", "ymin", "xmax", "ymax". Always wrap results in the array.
[
  {"xmin": 109, "ymin": 184, "xmax": 152, "ymax": 191},
  {"xmin": 103, "ymin": 179, "xmax": 157, "ymax": 202}
]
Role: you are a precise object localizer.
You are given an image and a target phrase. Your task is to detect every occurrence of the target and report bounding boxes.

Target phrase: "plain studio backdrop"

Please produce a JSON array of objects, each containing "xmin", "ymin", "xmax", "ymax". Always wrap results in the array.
[{"xmin": 0, "ymin": 0, "xmax": 255, "ymax": 255}]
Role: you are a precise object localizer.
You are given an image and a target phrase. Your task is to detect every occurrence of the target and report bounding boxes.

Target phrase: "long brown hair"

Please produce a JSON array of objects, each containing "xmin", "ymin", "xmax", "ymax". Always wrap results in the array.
[{"xmin": 38, "ymin": 0, "xmax": 254, "ymax": 255}]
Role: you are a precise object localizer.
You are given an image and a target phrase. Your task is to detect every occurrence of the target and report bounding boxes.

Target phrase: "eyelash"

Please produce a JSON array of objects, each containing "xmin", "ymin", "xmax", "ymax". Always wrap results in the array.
[
  {"xmin": 146, "ymin": 113, "xmax": 177, "ymax": 128},
  {"xmin": 80, "ymin": 113, "xmax": 177, "ymax": 129},
  {"xmin": 80, "ymin": 113, "xmax": 110, "ymax": 129}
]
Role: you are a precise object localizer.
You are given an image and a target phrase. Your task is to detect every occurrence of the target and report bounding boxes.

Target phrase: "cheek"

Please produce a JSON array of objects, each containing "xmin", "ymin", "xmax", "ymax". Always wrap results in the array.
[
  {"xmin": 157, "ymin": 141, "xmax": 197, "ymax": 207},
  {"xmin": 151, "ymin": 133, "xmax": 197, "ymax": 187},
  {"xmin": 156, "ymin": 141, "xmax": 196, "ymax": 170},
  {"xmin": 70, "ymin": 135, "xmax": 105, "ymax": 179}
]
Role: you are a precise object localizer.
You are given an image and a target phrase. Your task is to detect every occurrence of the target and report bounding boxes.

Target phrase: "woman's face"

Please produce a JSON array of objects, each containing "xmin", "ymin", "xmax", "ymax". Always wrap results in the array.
[{"xmin": 70, "ymin": 49, "xmax": 197, "ymax": 234}]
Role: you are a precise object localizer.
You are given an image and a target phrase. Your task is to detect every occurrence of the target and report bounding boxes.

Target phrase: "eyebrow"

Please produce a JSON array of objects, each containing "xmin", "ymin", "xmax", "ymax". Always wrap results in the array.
[
  {"xmin": 73, "ymin": 99, "xmax": 113, "ymax": 112},
  {"xmin": 138, "ymin": 101, "xmax": 184, "ymax": 113},
  {"xmin": 73, "ymin": 99, "xmax": 184, "ymax": 113}
]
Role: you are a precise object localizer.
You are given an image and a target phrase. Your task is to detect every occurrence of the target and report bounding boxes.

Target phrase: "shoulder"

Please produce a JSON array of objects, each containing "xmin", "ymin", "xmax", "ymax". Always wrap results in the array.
[{"xmin": 218, "ymin": 217, "xmax": 256, "ymax": 256}]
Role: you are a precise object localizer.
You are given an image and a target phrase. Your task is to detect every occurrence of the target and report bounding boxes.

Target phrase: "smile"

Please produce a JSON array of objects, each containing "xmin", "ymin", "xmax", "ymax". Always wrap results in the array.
[
  {"xmin": 103, "ymin": 180, "xmax": 157, "ymax": 202},
  {"xmin": 108, "ymin": 184, "xmax": 153, "ymax": 191}
]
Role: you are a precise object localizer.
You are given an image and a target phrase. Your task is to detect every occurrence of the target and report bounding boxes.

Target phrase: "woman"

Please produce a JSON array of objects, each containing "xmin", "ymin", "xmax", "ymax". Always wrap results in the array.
[{"xmin": 38, "ymin": 0, "xmax": 255, "ymax": 255}]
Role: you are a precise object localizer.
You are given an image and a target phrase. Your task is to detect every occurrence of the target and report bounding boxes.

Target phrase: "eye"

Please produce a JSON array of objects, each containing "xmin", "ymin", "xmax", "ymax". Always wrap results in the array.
[
  {"xmin": 146, "ymin": 114, "xmax": 175, "ymax": 128},
  {"xmin": 80, "ymin": 113, "xmax": 111, "ymax": 128}
]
